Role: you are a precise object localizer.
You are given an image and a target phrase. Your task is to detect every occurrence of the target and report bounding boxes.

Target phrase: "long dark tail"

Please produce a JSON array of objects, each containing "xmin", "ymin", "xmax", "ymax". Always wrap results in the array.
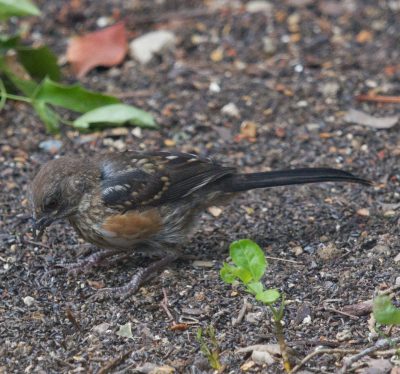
[{"xmin": 223, "ymin": 168, "xmax": 371, "ymax": 193}]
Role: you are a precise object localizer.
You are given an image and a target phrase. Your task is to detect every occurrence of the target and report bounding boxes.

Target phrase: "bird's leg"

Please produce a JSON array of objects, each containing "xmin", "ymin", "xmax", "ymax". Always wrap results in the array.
[
  {"xmin": 54, "ymin": 248, "xmax": 126, "ymax": 275},
  {"xmin": 89, "ymin": 252, "xmax": 180, "ymax": 300}
]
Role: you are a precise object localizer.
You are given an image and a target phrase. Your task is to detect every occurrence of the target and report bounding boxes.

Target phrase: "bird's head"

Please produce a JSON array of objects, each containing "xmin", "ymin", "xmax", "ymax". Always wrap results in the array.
[{"xmin": 30, "ymin": 156, "xmax": 91, "ymax": 239}]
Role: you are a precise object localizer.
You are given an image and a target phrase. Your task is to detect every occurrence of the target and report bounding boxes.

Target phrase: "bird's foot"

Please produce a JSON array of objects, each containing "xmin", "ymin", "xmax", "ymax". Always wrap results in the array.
[
  {"xmin": 89, "ymin": 253, "xmax": 179, "ymax": 301},
  {"xmin": 53, "ymin": 249, "xmax": 125, "ymax": 276}
]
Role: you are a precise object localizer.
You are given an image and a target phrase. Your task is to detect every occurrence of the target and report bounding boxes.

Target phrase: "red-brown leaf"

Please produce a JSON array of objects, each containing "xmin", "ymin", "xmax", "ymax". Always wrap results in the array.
[{"xmin": 67, "ymin": 22, "xmax": 127, "ymax": 78}]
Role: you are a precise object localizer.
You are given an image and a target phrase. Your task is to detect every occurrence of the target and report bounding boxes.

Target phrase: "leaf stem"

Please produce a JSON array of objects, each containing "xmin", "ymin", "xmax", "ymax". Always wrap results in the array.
[
  {"xmin": 0, "ymin": 78, "xmax": 6, "ymax": 111},
  {"xmin": 274, "ymin": 317, "xmax": 291, "ymax": 373},
  {"xmin": 268, "ymin": 298, "xmax": 291, "ymax": 373},
  {"xmin": 0, "ymin": 92, "xmax": 32, "ymax": 103}
]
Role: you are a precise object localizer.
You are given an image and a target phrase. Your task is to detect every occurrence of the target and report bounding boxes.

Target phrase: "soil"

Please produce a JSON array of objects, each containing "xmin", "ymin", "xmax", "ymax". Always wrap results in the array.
[{"xmin": 1, "ymin": 0, "xmax": 400, "ymax": 373}]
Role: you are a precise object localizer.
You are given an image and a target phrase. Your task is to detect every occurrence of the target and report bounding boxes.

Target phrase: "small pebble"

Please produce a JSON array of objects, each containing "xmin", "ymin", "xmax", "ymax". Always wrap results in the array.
[
  {"xmin": 336, "ymin": 329, "xmax": 352, "ymax": 341},
  {"xmin": 129, "ymin": 30, "xmax": 176, "ymax": 64},
  {"xmin": 209, "ymin": 81, "xmax": 221, "ymax": 93},
  {"xmin": 262, "ymin": 36, "xmax": 276, "ymax": 54},
  {"xmin": 246, "ymin": 311, "xmax": 264, "ymax": 323},
  {"xmin": 246, "ymin": 1, "xmax": 273, "ymax": 13},
  {"xmin": 164, "ymin": 139, "xmax": 176, "ymax": 147},
  {"xmin": 23, "ymin": 296, "xmax": 35, "ymax": 306},
  {"xmin": 221, "ymin": 102, "xmax": 240, "ymax": 118},
  {"xmin": 384, "ymin": 210, "xmax": 396, "ymax": 217},
  {"xmin": 39, "ymin": 139, "xmax": 62, "ymax": 154},
  {"xmin": 208, "ymin": 206, "xmax": 223, "ymax": 217},
  {"xmin": 370, "ymin": 244, "xmax": 391, "ymax": 256},
  {"xmin": 292, "ymin": 246, "xmax": 303, "ymax": 256},
  {"xmin": 92, "ymin": 322, "xmax": 111, "ymax": 334},
  {"xmin": 252, "ymin": 350, "xmax": 274, "ymax": 365},
  {"xmin": 240, "ymin": 360, "xmax": 255, "ymax": 371},
  {"xmin": 357, "ymin": 208, "xmax": 370, "ymax": 217},
  {"xmin": 317, "ymin": 242, "xmax": 341, "ymax": 260}
]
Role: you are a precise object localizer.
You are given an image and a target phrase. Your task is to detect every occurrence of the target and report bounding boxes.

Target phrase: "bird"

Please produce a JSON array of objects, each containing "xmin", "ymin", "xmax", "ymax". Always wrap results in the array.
[{"xmin": 30, "ymin": 150, "xmax": 371, "ymax": 299}]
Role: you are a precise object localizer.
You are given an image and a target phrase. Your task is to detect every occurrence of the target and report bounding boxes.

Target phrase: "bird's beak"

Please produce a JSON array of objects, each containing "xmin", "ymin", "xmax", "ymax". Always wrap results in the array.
[{"xmin": 32, "ymin": 216, "xmax": 54, "ymax": 240}]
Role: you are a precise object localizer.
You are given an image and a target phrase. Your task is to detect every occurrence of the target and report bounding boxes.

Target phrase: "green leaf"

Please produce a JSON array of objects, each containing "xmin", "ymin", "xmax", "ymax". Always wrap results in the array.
[
  {"xmin": 0, "ymin": 35, "xmax": 20, "ymax": 54},
  {"xmin": 246, "ymin": 281, "xmax": 264, "ymax": 296},
  {"xmin": 73, "ymin": 103, "xmax": 157, "ymax": 130},
  {"xmin": 32, "ymin": 101, "xmax": 60, "ymax": 133},
  {"xmin": 373, "ymin": 295, "xmax": 400, "ymax": 325},
  {"xmin": 256, "ymin": 289, "xmax": 281, "ymax": 304},
  {"xmin": 233, "ymin": 267, "xmax": 253, "ymax": 284},
  {"xmin": 220, "ymin": 263, "xmax": 237, "ymax": 284},
  {"xmin": 17, "ymin": 46, "xmax": 60, "ymax": 81},
  {"xmin": 33, "ymin": 77, "xmax": 120, "ymax": 113},
  {"xmin": 0, "ymin": 56, "xmax": 37, "ymax": 96},
  {"xmin": 230, "ymin": 239, "xmax": 266, "ymax": 282},
  {"xmin": 0, "ymin": 0, "xmax": 40, "ymax": 19},
  {"xmin": 220, "ymin": 263, "xmax": 252, "ymax": 284}
]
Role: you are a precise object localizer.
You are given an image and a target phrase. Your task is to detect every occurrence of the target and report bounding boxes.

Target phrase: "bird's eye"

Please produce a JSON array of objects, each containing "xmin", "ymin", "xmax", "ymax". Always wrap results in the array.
[{"xmin": 43, "ymin": 197, "xmax": 58, "ymax": 212}]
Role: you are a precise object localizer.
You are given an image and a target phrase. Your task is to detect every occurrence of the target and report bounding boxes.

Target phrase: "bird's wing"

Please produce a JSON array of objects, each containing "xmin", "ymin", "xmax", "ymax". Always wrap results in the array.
[{"xmin": 99, "ymin": 151, "xmax": 235, "ymax": 210}]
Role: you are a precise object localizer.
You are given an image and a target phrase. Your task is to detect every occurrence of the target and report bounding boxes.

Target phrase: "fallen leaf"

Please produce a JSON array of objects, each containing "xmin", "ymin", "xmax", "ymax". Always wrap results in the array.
[
  {"xmin": 342, "ymin": 300, "xmax": 373, "ymax": 316},
  {"xmin": 67, "ymin": 22, "xmax": 127, "ymax": 78},
  {"xmin": 116, "ymin": 322, "xmax": 133, "ymax": 339},
  {"xmin": 344, "ymin": 109, "xmax": 398, "ymax": 129},
  {"xmin": 170, "ymin": 323, "xmax": 189, "ymax": 331},
  {"xmin": 240, "ymin": 121, "xmax": 257, "ymax": 139},
  {"xmin": 87, "ymin": 279, "xmax": 105, "ymax": 289}
]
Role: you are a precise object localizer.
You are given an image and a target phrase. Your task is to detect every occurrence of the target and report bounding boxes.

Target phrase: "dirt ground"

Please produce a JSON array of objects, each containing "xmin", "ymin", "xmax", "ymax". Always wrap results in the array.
[{"xmin": 1, "ymin": 0, "xmax": 400, "ymax": 373}]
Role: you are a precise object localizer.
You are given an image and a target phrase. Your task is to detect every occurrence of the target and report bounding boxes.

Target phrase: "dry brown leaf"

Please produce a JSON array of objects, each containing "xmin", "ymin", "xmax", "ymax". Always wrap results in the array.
[
  {"xmin": 342, "ymin": 300, "xmax": 373, "ymax": 316},
  {"xmin": 67, "ymin": 22, "xmax": 127, "ymax": 78}
]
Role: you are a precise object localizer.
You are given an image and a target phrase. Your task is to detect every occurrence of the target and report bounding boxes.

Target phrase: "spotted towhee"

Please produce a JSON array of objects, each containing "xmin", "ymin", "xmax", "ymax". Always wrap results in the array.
[{"xmin": 30, "ymin": 151, "xmax": 371, "ymax": 298}]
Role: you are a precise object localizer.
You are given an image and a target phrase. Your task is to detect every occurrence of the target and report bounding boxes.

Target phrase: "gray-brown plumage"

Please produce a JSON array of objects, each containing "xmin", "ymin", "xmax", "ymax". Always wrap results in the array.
[{"xmin": 30, "ymin": 151, "xmax": 371, "ymax": 298}]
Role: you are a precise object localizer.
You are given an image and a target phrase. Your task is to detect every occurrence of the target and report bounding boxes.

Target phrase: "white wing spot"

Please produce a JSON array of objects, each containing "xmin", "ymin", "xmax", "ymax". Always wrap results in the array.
[
  {"xmin": 182, "ymin": 176, "xmax": 214, "ymax": 197},
  {"xmin": 113, "ymin": 185, "xmax": 127, "ymax": 192},
  {"xmin": 103, "ymin": 185, "xmax": 128, "ymax": 196},
  {"xmin": 166, "ymin": 155, "xmax": 178, "ymax": 160}
]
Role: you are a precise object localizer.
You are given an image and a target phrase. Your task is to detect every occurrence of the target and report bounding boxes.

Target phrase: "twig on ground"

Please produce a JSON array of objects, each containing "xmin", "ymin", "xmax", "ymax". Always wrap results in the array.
[
  {"xmin": 339, "ymin": 336, "xmax": 400, "ymax": 373},
  {"xmin": 160, "ymin": 288, "xmax": 175, "ymax": 322},
  {"xmin": 290, "ymin": 348, "xmax": 359, "ymax": 373},
  {"xmin": 375, "ymin": 348, "xmax": 399, "ymax": 357},
  {"xmin": 232, "ymin": 297, "xmax": 249, "ymax": 326},
  {"xmin": 323, "ymin": 306, "xmax": 360, "ymax": 320},
  {"xmin": 265, "ymin": 256, "xmax": 302, "ymax": 265},
  {"xmin": 111, "ymin": 89, "xmax": 155, "ymax": 98},
  {"xmin": 356, "ymin": 95, "xmax": 400, "ymax": 104},
  {"xmin": 24, "ymin": 239, "xmax": 51, "ymax": 249}
]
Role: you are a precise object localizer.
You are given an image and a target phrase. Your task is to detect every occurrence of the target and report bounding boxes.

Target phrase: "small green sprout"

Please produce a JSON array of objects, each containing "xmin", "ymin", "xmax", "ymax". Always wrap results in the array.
[
  {"xmin": 220, "ymin": 239, "xmax": 290, "ymax": 372},
  {"xmin": 196, "ymin": 325, "xmax": 223, "ymax": 372},
  {"xmin": 373, "ymin": 295, "xmax": 400, "ymax": 325}
]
